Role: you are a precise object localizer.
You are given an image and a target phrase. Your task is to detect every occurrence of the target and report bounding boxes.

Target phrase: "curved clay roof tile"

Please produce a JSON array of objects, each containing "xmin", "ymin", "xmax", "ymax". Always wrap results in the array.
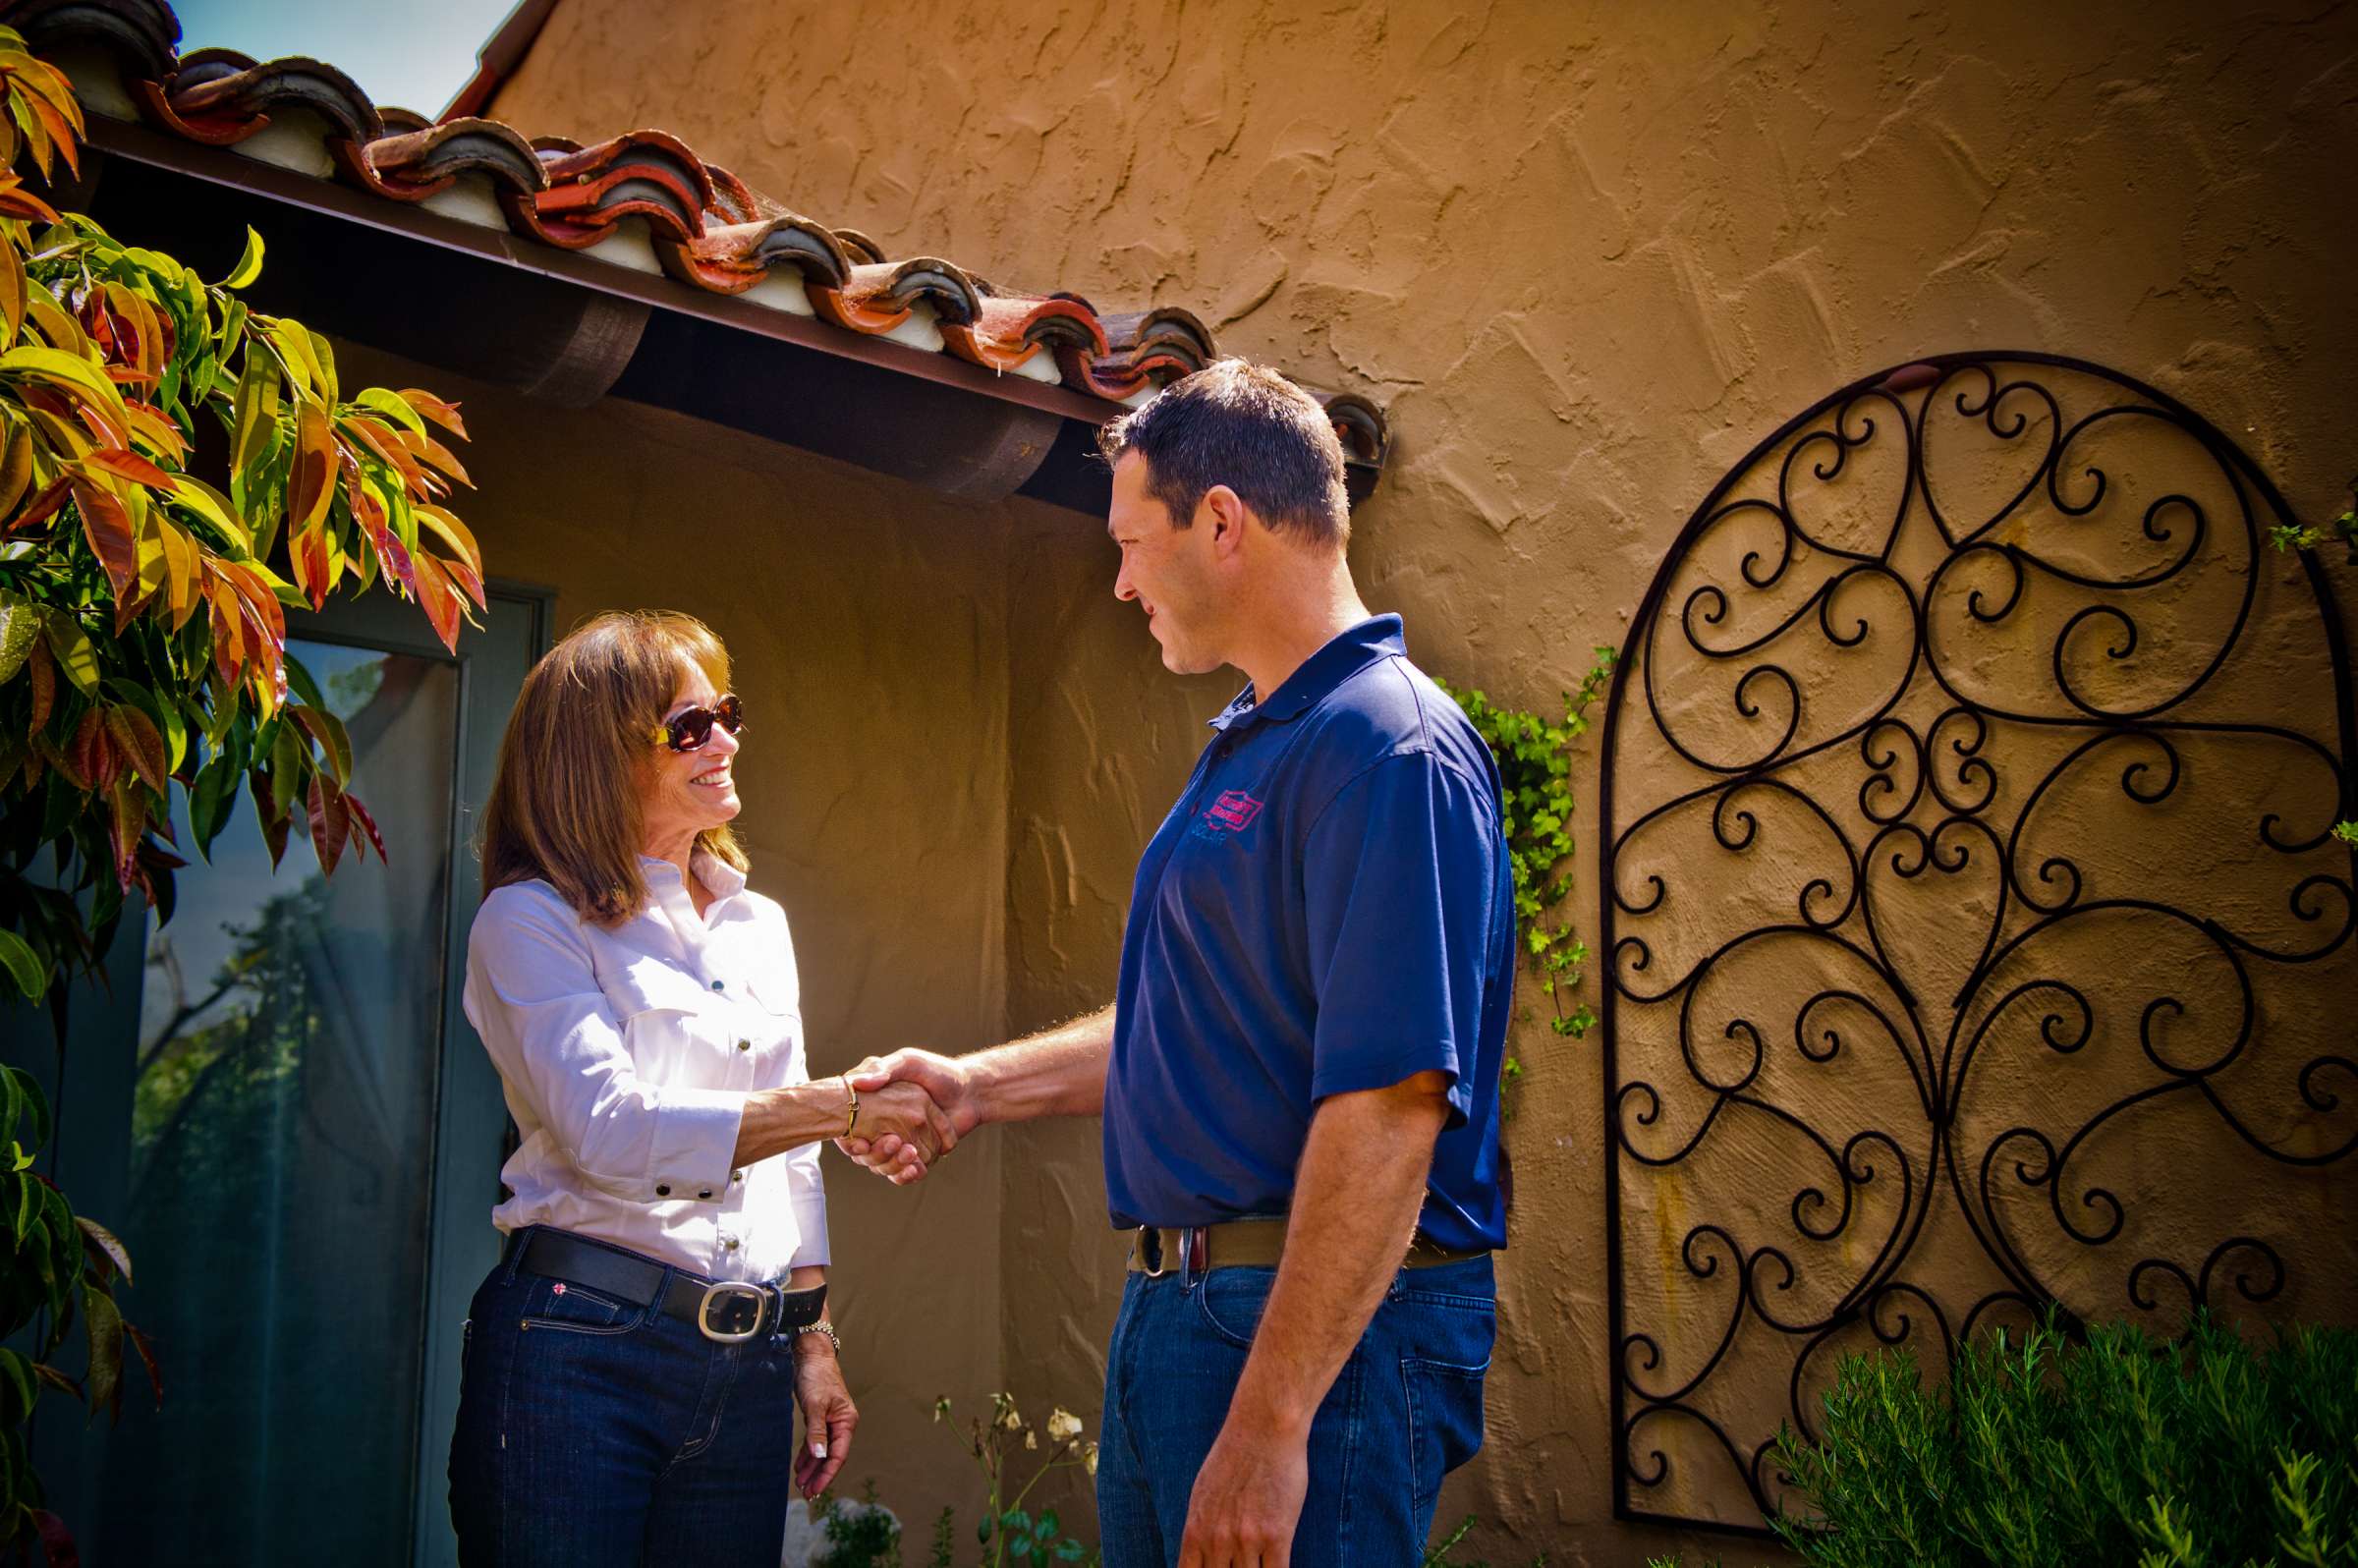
[
  {"xmin": 155, "ymin": 53, "xmax": 381, "ymax": 147},
  {"xmin": 0, "ymin": 0, "xmax": 179, "ymax": 80},
  {"xmin": 810, "ymin": 256, "xmax": 981, "ymax": 335},
  {"xmin": 653, "ymin": 212, "xmax": 851, "ymax": 295},
  {"xmin": 14, "ymin": 0, "xmax": 1388, "ymax": 466},
  {"xmin": 339, "ymin": 117, "xmax": 545, "ymax": 202}
]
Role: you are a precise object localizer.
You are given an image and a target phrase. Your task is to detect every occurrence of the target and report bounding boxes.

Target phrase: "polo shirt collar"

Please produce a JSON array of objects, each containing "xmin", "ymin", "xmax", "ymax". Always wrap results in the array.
[{"xmin": 1210, "ymin": 614, "xmax": 1406, "ymax": 733}]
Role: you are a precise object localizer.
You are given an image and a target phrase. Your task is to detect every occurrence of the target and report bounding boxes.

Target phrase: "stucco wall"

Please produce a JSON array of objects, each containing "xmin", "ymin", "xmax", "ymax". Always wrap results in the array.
[
  {"xmin": 488, "ymin": 1, "xmax": 2358, "ymax": 1559},
  {"xmin": 336, "ymin": 342, "xmax": 1022, "ymax": 1535}
]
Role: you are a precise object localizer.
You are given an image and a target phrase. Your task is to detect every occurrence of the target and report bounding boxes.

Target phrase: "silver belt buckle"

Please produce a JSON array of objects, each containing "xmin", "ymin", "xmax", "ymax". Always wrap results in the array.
[
  {"xmin": 698, "ymin": 1280, "xmax": 768, "ymax": 1342},
  {"xmin": 1138, "ymin": 1227, "xmax": 1169, "ymax": 1278}
]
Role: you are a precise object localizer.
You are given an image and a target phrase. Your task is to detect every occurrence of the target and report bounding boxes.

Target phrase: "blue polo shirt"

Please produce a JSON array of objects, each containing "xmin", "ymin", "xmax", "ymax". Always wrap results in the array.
[{"xmin": 1102, "ymin": 614, "xmax": 1513, "ymax": 1254}]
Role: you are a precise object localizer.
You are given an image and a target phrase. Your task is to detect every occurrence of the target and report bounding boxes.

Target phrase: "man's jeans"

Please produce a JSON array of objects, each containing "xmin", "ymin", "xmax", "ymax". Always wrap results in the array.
[
  {"xmin": 1096, "ymin": 1255, "xmax": 1495, "ymax": 1567},
  {"xmin": 446, "ymin": 1233, "xmax": 801, "ymax": 1567}
]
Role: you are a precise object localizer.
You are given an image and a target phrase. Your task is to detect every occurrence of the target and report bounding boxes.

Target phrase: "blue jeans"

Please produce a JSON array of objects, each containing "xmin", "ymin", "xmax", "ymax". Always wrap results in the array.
[
  {"xmin": 1095, "ymin": 1255, "xmax": 1495, "ymax": 1567},
  {"xmin": 446, "ymin": 1229, "xmax": 802, "ymax": 1567}
]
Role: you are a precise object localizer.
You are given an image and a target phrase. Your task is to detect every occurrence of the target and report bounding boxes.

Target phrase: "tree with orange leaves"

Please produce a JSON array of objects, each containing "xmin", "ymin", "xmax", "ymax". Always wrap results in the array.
[{"xmin": 0, "ymin": 26, "xmax": 488, "ymax": 1554}]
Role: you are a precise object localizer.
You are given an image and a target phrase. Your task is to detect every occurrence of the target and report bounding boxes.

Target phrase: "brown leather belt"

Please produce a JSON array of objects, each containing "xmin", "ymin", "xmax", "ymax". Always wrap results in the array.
[{"xmin": 1126, "ymin": 1218, "xmax": 1488, "ymax": 1276}]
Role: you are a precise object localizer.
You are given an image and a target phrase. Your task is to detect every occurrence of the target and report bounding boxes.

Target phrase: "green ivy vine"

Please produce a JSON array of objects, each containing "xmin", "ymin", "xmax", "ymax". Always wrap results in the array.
[
  {"xmin": 2270, "ymin": 482, "xmax": 2358, "ymax": 847},
  {"xmin": 1440, "ymin": 644, "xmax": 1620, "ymax": 1102}
]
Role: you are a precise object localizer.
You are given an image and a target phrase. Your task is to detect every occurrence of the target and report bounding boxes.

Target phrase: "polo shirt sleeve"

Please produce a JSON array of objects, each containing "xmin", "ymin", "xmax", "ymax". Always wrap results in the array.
[
  {"xmin": 1301, "ymin": 751, "xmax": 1498, "ymax": 1126},
  {"xmin": 465, "ymin": 888, "xmax": 745, "ymax": 1204}
]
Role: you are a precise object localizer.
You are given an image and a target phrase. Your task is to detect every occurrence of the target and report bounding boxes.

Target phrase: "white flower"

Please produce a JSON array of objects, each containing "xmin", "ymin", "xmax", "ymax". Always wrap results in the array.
[
  {"xmin": 1046, "ymin": 1409, "xmax": 1083, "ymax": 1445},
  {"xmin": 1083, "ymin": 1441, "xmax": 1100, "ymax": 1478}
]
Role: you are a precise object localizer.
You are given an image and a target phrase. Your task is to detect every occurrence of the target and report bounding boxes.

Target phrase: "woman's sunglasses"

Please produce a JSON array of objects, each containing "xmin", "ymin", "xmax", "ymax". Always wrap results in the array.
[{"xmin": 651, "ymin": 694, "xmax": 744, "ymax": 752}]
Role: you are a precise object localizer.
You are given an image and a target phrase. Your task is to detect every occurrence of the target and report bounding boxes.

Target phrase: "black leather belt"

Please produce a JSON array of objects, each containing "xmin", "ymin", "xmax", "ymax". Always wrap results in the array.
[{"xmin": 509, "ymin": 1226, "xmax": 826, "ymax": 1344}]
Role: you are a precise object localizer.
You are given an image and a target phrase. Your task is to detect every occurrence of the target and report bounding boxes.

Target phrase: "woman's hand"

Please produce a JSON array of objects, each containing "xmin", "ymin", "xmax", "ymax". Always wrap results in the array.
[
  {"xmin": 792, "ymin": 1339, "xmax": 856, "ymax": 1498},
  {"xmin": 851, "ymin": 1078, "xmax": 957, "ymax": 1166}
]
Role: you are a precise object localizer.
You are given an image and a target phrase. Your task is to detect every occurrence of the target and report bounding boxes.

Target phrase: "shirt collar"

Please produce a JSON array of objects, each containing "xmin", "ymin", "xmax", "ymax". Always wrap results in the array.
[
  {"xmin": 1209, "ymin": 614, "xmax": 1406, "ymax": 733},
  {"xmin": 639, "ymin": 850, "xmax": 748, "ymax": 903}
]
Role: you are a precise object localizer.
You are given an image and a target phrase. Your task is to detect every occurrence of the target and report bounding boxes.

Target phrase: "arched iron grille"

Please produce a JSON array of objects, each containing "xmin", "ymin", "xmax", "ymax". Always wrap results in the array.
[{"xmin": 1599, "ymin": 353, "xmax": 2357, "ymax": 1533}]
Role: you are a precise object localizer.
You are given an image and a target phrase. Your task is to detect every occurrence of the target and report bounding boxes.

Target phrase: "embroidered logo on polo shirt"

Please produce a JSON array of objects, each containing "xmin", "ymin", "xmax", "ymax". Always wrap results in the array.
[{"xmin": 1201, "ymin": 790, "xmax": 1265, "ymax": 833}]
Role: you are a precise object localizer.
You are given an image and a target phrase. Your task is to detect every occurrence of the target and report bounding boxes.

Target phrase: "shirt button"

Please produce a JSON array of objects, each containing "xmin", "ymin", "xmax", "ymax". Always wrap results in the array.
[
  {"xmin": 655, "ymin": 1184, "xmax": 672, "ymax": 1197},
  {"xmin": 737, "ymin": 1039, "xmax": 752, "ymax": 1052},
  {"xmin": 709, "ymin": 980, "xmax": 725, "ymax": 991},
  {"xmin": 723, "ymin": 1237, "xmax": 740, "ymax": 1252},
  {"xmin": 732, "ymin": 1170, "xmax": 745, "ymax": 1183}
]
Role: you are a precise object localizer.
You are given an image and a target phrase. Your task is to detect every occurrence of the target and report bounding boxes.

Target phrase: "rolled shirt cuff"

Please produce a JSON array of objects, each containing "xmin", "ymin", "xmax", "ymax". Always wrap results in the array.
[
  {"xmin": 787, "ymin": 1192, "xmax": 831, "ymax": 1268},
  {"xmin": 642, "ymin": 1083, "xmax": 747, "ymax": 1204}
]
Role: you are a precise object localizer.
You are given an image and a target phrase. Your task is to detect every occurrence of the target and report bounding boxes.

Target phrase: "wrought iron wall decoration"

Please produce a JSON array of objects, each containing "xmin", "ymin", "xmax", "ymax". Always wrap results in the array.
[{"xmin": 1600, "ymin": 353, "xmax": 2357, "ymax": 1533}]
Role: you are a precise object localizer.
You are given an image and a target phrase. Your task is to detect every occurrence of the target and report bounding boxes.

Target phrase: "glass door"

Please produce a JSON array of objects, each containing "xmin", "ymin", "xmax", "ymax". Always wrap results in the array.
[{"xmin": 5, "ymin": 584, "xmax": 545, "ymax": 1567}]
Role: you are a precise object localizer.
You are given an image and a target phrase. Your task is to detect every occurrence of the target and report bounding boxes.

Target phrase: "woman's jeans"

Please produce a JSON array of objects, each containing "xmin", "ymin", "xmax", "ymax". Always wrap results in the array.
[
  {"xmin": 1095, "ymin": 1255, "xmax": 1496, "ymax": 1567},
  {"xmin": 447, "ymin": 1230, "xmax": 802, "ymax": 1568}
]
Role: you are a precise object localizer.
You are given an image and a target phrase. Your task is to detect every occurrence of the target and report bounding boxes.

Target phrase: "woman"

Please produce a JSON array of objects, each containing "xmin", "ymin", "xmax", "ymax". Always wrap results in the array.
[{"xmin": 447, "ymin": 610, "xmax": 951, "ymax": 1567}]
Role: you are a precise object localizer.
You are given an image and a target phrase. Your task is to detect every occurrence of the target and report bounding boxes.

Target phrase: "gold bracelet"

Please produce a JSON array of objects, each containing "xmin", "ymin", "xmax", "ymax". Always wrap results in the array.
[{"xmin": 842, "ymin": 1075, "xmax": 859, "ymax": 1139}]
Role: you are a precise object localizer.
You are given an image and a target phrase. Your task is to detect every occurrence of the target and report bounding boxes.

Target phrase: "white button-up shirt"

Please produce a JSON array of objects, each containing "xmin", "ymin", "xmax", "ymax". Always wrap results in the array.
[{"xmin": 461, "ymin": 852, "xmax": 828, "ymax": 1282}]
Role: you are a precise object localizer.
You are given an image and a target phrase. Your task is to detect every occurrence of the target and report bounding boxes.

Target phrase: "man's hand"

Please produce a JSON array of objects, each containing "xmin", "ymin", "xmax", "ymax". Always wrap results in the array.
[
  {"xmin": 1179, "ymin": 1422, "xmax": 1310, "ymax": 1568},
  {"xmin": 848, "ymin": 1078, "xmax": 959, "ymax": 1169},
  {"xmin": 790, "ymin": 1338, "xmax": 857, "ymax": 1499},
  {"xmin": 835, "ymin": 1049, "xmax": 981, "ymax": 1185}
]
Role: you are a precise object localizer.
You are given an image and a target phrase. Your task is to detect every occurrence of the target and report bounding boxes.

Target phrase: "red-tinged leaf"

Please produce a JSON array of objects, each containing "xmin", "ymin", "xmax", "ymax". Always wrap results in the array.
[
  {"xmin": 84, "ymin": 448, "xmax": 172, "ymax": 489},
  {"xmin": 125, "ymin": 1321, "xmax": 162, "ymax": 1409},
  {"xmin": 287, "ymin": 401, "xmax": 336, "ymax": 531},
  {"xmin": 290, "ymin": 520, "xmax": 330, "ymax": 611},
  {"xmin": 0, "ymin": 174, "xmax": 60, "ymax": 224},
  {"xmin": 258, "ymin": 795, "xmax": 290, "ymax": 868},
  {"xmin": 220, "ymin": 559, "xmax": 287, "ymax": 651},
  {"xmin": 122, "ymin": 399, "xmax": 190, "ymax": 464},
  {"xmin": 10, "ymin": 475, "xmax": 70, "ymax": 534},
  {"xmin": 105, "ymin": 780, "xmax": 143, "ymax": 890},
  {"xmin": 64, "ymin": 707, "xmax": 107, "ymax": 790},
  {"xmin": 340, "ymin": 414, "xmax": 429, "ymax": 490},
  {"xmin": 103, "ymin": 706, "xmax": 168, "ymax": 796},
  {"xmin": 27, "ymin": 635, "xmax": 54, "ymax": 735},
  {"xmin": 31, "ymin": 1362, "xmax": 79, "ymax": 1399},
  {"xmin": 306, "ymin": 774, "xmax": 349, "ymax": 875},
  {"xmin": 0, "ymin": 232, "xmax": 24, "ymax": 347},
  {"xmin": 397, "ymin": 425, "xmax": 473, "ymax": 489},
  {"xmin": 74, "ymin": 479, "xmax": 138, "ymax": 600},
  {"xmin": 207, "ymin": 580, "xmax": 247, "ymax": 686},
  {"xmin": 346, "ymin": 791, "xmax": 387, "ymax": 865},
  {"xmin": 415, "ymin": 502, "xmax": 483, "ymax": 578},
  {"xmin": 30, "ymin": 1509, "xmax": 79, "ymax": 1568},
  {"xmin": 432, "ymin": 548, "xmax": 488, "ymax": 612},
  {"xmin": 354, "ymin": 487, "xmax": 417, "ymax": 595},
  {"xmin": 25, "ymin": 90, "xmax": 79, "ymax": 180},
  {"xmin": 0, "ymin": 419, "xmax": 29, "ymax": 520},
  {"xmin": 76, "ymin": 1214, "xmax": 133, "ymax": 1285},
  {"xmin": 397, "ymin": 387, "xmax": 467, "ymax": 438},
  {"xmin": 410, "ymin": 550, "xmax": 463, "ymax": 651}
]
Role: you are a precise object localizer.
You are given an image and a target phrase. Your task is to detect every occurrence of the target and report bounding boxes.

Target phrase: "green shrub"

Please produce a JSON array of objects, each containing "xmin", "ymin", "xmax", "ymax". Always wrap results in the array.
[{"xmin": 1762, "ymin": 1315, "xmax": 2358, "ymax": 1568}]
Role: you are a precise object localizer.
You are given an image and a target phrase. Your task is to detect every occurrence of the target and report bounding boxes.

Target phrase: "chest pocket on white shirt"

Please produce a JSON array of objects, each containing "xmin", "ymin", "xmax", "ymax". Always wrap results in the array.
[{"xmin": 605, "ymin": 957, "xmax": 736, "ymax": 1057}]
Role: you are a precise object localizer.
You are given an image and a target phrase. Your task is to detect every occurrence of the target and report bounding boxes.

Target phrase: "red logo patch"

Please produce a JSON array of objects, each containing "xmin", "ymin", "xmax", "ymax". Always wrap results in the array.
[{"xmin": 1203, "ymin": 790, "xmax": 1265, "ymax": 832}]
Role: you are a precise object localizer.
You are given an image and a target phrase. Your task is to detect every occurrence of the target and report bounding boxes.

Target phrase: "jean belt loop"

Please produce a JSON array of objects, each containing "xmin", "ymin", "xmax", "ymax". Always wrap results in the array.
[{"xmin": 498, "ymin": 1225, "xmax": 533, "ymax": 1286}]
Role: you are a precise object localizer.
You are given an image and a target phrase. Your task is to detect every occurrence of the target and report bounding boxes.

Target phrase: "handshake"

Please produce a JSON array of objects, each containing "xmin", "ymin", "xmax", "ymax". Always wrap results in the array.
[{"xmin": 831, "ymin": 1050, "xmax": 974, "ymax": 1186}]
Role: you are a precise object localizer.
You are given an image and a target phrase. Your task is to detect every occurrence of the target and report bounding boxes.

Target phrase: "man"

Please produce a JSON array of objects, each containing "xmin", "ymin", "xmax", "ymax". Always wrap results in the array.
[{"xmin": 842, "ymin": 360, "xmax": 1513, "ymax": 1568}]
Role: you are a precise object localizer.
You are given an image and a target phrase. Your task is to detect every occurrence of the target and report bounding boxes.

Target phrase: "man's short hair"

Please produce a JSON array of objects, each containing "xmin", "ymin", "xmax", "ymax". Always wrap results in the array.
[{"xmin": 1095, "ymin": 360, "xmax": 1351, "ymax": 545}]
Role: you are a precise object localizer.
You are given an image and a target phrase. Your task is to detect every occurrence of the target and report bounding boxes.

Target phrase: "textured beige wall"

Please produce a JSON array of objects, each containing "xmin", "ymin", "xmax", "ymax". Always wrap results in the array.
[{"xmin": 486, "ymin": 1, "xmax": 2358, "ymax": 1559}]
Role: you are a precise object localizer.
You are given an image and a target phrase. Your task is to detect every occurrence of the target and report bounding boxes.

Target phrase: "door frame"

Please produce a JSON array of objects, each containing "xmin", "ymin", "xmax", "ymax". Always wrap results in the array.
[{"xmin": 282, "ymin": 581, "xmax": 552, "ymax": 1568}]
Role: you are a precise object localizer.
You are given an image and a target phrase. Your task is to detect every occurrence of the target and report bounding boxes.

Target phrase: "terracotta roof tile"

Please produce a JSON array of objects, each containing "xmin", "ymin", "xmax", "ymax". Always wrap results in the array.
[{"xmin": 9, "ymin": 0, "xmax": 1389, "ymax": 469}]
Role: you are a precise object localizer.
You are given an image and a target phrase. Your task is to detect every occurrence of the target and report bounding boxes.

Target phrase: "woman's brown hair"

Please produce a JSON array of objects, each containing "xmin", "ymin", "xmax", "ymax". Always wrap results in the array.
[{"xmin": 480, "ymin": 610, "xmax": 749, "ymax": 924}]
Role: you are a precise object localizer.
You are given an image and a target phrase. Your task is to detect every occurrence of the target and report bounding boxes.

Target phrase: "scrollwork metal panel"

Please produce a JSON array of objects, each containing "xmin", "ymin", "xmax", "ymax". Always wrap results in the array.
[{"xmin": 1600, "ymin": 353, "xmax": 2357, "ymax": 1532}]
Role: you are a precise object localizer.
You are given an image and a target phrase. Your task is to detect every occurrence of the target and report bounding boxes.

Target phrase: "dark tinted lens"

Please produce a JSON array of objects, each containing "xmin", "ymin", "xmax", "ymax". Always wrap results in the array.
[
  {"xmin": 715, "ymin": 694, "xmax": 743, "ymax": 733},
  {"xmin": 665, "ymin": 706, "xmax": 715, "ymax": 751}
]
